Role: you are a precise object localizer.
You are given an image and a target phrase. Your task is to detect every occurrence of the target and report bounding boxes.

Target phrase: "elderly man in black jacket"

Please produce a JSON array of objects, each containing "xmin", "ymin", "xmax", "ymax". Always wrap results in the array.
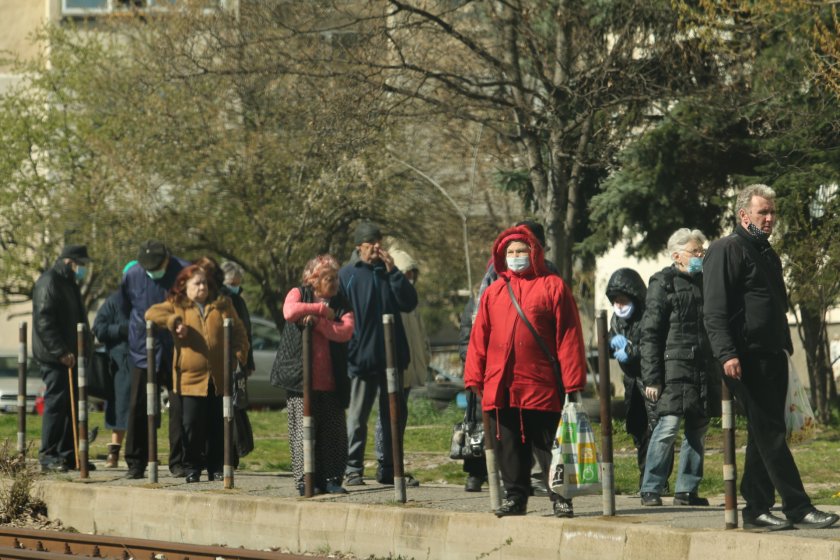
[
  {"xmin": 33, "ymin": 245, "xmax": 93, "ymax": 472},
  {"xmin": 704, "ymin": 184, "xmax": 838, "ymax": 531}
]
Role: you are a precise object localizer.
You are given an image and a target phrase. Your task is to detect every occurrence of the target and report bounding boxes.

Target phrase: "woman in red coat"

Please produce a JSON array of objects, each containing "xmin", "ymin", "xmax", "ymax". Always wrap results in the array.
[{"xmin": 464, "ymin": 225, "xmax": 587, "ymax": 518}]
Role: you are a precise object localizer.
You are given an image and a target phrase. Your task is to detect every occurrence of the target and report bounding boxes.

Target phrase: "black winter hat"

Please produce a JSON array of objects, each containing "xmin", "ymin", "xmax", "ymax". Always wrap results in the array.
[
  {"xmin": 516, "ymin": 220, "xmax": 546, "ymax": 247},
  {"xmin": 354, "ymin": 222, "xmax": 383, "ymax": 245},
  {"xmin": 137, "ymin": 240, "xmax": 169, "ymax": 271},
  {"xmin": 59, "ymin": 244, "xmax": 91, "ymax": 264}
]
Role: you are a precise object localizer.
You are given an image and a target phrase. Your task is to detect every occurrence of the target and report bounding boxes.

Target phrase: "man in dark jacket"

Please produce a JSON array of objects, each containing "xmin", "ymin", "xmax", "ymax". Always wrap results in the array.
[
  {"xmin": 121, "ymin": 240, "xmax": 188, "ymax": 479},
  {"xmin": 704, "ymin": 184, "xmax": 838, "ymax": 530},
  {"xmin": 33, "ymin": 244, "xmax": 92, "ymax": 472},
  {"xmin": 340, "ymin": 222, "xmax": 418, "ymax": 486}
]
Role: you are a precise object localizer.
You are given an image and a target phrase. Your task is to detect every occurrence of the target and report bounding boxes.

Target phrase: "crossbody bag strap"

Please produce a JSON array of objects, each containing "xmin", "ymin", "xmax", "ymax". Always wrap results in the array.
[{"xmin": 505, "ymin": 279, "xmax": 563, "ymax": 389}]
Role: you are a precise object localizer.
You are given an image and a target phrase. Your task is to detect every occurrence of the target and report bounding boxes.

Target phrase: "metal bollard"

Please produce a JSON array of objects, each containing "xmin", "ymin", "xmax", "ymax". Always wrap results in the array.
[
  {"xmin": 722, "ymin": 379, "xmax": 738, "ymax": 529},
  {"xmin": 383, "ymin": 314, "xmax": 406, "ymax": 503},
  {"xmin": 302, "ymin": 324, "xmax": 314, "ymax": 498},
  {"xmin": 17, "ymin": 322, "xmax": 27, "ymax": 457},
  {"xmin": 223, "ymin": 319, "xmax": 234, "ymax": 489},
  {"xmin": 146, "ymin": 321, "xmax": 158, "ymax": 483},
  {"xmin": 77, "ymin": 324, "xmax": 89, "ymax": 479},
  {"xmin": 596, "ymin": 310, "xmax": 615, "ymax": 515}
]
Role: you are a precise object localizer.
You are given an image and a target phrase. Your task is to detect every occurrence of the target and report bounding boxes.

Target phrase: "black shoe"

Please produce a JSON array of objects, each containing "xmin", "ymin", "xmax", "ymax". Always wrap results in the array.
[
  {"xmin": 673, "ymin": 492, "xmax": 710, "ymax": 506},
  {"xmin": 208, "ymin": 472, "xmax": 224, "ymax": 482},
  {"xmin": 465, "ymin": 476, "xmax": 484, "ymax": 492},
  {"xmin": 793, "ymin": 509, "xmax": 840, "ymax": 529},
  {"xmin": 325, "ymin": 480, "xmax": 348, "ymax": 494},
  {"xmin": 495, "ymin": 497, "xmax": 527, "ymax": 518},
  {"xmin": 743, "ymin": 512, "xmax": 795, "ymax": 531},
  {"xmin": 170, "ymin": 465, "xmax": 186, "ymax": 477},
  {"xmin": 553, "ymin": 497, "xmax": 574, "ymax": 518},
  {"xmin": 185, "ymin": 472, "xmax": 201, "ymax": 483},
  {"xmin": 405, "ymin": 474, "xmax": 420, "ymax": 488},
  {"xmin": 63, "ymin": 461, "xmax": 96, "ymax": 472},
  {"xmin": 41, "ymin": 462, "xmax": 69, "ymax": 473},
  {"xmin": 344, "ymin": 472, "xmax": 365, "ymax": 486},
  {"xmin": 124, "ymin": 469, "xmax": 144, "ymax": 479},
  {"xmin": 640, "ymin": 492, "xmax": 662, "ymax": 506}
]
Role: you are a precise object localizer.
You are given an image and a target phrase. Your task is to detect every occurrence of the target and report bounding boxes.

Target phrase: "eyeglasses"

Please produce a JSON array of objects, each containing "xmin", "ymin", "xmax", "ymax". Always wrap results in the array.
[{"xmin": 683, "ymin": 248, "xmax": 705, "ymax": 257}]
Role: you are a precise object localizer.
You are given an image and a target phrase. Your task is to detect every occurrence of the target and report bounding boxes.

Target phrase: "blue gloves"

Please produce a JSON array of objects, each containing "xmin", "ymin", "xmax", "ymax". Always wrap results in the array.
[
  {"xmin": 615, "ymin": 349, "xmax": 629, "ymax": 363},
  {"xmin": 610, "ymin": 334, "xmax": 628, "ymax": 351}
]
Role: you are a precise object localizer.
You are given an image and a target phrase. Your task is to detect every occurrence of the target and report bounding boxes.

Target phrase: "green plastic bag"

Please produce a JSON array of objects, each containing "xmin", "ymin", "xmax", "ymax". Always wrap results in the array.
[{"xmin": 549, "ymin": 400, "xmax": 601, "ymax": 497}]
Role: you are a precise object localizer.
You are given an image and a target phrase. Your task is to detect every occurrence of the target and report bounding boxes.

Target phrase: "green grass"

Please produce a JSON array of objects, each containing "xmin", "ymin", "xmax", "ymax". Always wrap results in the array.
[{"xmin": 5, "ymin": 403, "xmax": 840, "ymax": 505}]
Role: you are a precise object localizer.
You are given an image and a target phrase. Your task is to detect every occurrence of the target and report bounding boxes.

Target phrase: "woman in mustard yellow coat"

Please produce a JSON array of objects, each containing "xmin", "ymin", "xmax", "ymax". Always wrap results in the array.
[{"xmin": 146, "ymin": 264, "xmax": 248, "ymax": 483}]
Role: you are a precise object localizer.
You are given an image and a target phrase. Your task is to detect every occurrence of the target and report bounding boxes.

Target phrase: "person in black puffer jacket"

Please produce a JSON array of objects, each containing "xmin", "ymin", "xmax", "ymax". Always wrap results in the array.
[
  {"xmin": 606, "ymin": 268, "xmax": 672, "ymax": 491},
  {"xmin": 639, "ymin": 228, "xmax": 715, "ymax": 507}
]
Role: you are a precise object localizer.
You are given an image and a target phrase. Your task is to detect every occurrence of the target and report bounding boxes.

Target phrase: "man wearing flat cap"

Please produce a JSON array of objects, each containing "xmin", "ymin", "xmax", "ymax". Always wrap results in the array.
[
  {"xmin": 33, "ymin": 244, "xmax": 93, "ymax": 472},
  {"xmin": 120, "ymin": 240, "xmax": 189, "ymax": 479},
  {"xmin": 339, "ymin": 222, "xmax": 418, "ymax": 486}
]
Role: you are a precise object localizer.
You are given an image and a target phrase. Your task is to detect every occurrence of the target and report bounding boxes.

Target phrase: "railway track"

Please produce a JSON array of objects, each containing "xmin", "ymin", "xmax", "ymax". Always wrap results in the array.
[{"xmin": 0, "ymin": 527, "xmax": 316, "ymax": 559}]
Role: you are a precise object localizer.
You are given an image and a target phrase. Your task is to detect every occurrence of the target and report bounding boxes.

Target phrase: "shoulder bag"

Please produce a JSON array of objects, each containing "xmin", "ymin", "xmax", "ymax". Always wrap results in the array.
[
  {"xmin": 504, "ymin": 279, "xmax": 563, "ymax": 388},
  {"xmin": 269, "ymin": 287, "xmax": 312, "ymax": 391}
]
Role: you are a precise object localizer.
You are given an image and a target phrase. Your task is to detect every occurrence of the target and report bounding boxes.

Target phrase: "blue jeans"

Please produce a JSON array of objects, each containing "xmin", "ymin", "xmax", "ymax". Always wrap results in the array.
[{"xmin": 641, "ymin": 414, "xmax": 708, "ymax": 495}]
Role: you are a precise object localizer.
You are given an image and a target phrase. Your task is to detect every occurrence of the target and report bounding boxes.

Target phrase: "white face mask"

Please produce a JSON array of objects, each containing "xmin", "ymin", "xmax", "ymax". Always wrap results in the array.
[
  {"xmin": 506, "ymin": 256, "xmax": 530, "ymax": 272},
  {"xmin": 613, "ymin": 301, "xmax": 635, "ymax": 319}
]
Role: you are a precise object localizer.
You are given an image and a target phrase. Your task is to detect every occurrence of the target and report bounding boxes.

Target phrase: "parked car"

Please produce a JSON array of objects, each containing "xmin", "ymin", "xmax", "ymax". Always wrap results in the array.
[
  {"xmin": 249, "ymin": 317, "xmax": 288, "ymax": 409},
  {"xmin": 0, "ymin": 353, "xmax": 44, "ymax": 414}
]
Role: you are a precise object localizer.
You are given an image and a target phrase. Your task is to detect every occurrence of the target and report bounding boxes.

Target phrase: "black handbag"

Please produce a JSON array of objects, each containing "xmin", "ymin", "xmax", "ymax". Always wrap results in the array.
[
  {"xmin": 87, "ymin": 346, "xmax": 115, "ymax": 401},
  {"xmin": 233, "ymin": 406, "xmax": 254, "ymax": 457},
  {"xmin": 232, "ymin": 366, "xmax": 249, "ymax": 410},
  {"xmin": 449, "ymin": 391, "xmax": 485, "ymax": 460},
  {"xmin": 269, "ymin": 287, "xmax": 312, "ymax": 392}
]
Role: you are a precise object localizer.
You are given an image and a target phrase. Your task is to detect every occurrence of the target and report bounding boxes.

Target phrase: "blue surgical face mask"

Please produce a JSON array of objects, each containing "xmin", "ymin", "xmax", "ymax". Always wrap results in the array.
[
  {"xmin": 613, "ymin": 301, "xmax": 634, "ymax": 319},
  {"xmin": 225, "ymin": 284, "xmax": 241, "ymax": 295},
  {"xmin": 146, "ymin": 268, "xmax": 166, "ymax": 280},
  {"xmin": 688, "ymin": 257, "xmax": 703, "ymax": 274},
  {"xmin": 74, "ymin": 265, "xmax": 87, "ymax": 282},
  {"xmin": 506, "ymin": 255, "xmax": 530, "ymax": 272}
]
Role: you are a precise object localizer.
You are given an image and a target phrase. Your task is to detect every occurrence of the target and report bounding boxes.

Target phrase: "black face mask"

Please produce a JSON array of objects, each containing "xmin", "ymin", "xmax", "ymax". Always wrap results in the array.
[{"xmin": 746, "ymin": 222, "xmax": 770, "ymax": 242}]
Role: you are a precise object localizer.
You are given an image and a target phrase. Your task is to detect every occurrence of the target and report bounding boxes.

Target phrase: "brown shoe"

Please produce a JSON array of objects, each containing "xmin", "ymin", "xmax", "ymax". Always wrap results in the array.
[{"xmin": 105, "ymin": 444, "xmax": 121, "ymax": 468}]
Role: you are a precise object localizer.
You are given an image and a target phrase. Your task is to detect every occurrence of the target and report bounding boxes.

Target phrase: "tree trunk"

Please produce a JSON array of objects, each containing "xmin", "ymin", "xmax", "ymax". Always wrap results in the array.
[{"xmin": 799, "ymin": 305, "xmax": 830, "ymax": 423}]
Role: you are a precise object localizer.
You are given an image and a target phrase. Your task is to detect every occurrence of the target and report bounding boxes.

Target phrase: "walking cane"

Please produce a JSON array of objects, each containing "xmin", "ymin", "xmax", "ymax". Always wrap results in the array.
[
  {"xmin": 596, "ymin": 310, "xmax": 615, "ymax": 515},
  {"xmin": 146, "ymin": 320, "xmax": 158, "ymax": 483},
  {"xmin": 77, "ymin": 323, "xmax": 89, "ymax": 479},
  {"xmin": 17, "ymin": 322, "xmax": 27, "ymax": 457},
  {"xmin": 67, "ymin": 366, "xmax": 80, "ymax": 471},
  {"xmin": 383, "ymin": 314, "xmax": 406, "ymax": 503},
  {"xmin": 482, "ymin": 410, "xmax": 501, "ymax": 511},
  {"xmin": 223, "ymin": 318, "xmax": 234, "ymax": 489},
  {"xmin": 302, "ymin": 323, "xmax": 314, "ymax": 498},
  {"xmin": 722, "ymin": 379, "xmax": 738, "ymax": 529}
]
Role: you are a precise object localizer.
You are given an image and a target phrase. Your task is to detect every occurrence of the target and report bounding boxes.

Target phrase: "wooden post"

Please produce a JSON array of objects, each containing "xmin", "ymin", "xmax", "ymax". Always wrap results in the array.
[
  {"xmin": 223, "ymin": 318, "xmax": 234, "ymax": 489},
  {"xmin": 302, "ymin": 324, "xmax": 314, "ymax": 498},
  {"xmin": 596, "ymin": 310, "xmax": 615, "ymax": 516},
  {"xmin": 146, "ymin": 321, "xmax": 158, "ymax": 483},
  {"xmin": 17, "ymin": 322, "xmax": 27, "ymax": 457},
  {"xmin": 77, "ymin": 324, "xmax": 89, "ymax": 479},
  {"xmin": 482, "ymin": 411, "xmax": 502, "ymax": 511},
  {"xmin": 383, "ymin": 314, "xmax": 406, "ymax": 503},
  {"xmin": 722, "ymin": 379, "xmax": 738, "ymax": 529}
]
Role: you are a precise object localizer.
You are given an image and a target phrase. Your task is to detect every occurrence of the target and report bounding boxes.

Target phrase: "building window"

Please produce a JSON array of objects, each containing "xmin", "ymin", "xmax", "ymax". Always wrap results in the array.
[{"xmin": 62, "ymin": 0, "xmax": 224, "ymax": 16}]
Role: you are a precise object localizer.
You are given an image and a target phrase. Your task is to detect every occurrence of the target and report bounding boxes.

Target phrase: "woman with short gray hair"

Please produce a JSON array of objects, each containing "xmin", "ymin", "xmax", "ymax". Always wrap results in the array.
[{"xmin": 638, "ymin": 227, "xmax": 715, "ymax": 507}]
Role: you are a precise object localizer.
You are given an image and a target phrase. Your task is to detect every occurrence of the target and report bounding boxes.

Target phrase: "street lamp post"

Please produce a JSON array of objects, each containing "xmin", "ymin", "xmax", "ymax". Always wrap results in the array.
[{"xmin": 388, "ymin": 153, "xmax": 473, "ymax": 298}]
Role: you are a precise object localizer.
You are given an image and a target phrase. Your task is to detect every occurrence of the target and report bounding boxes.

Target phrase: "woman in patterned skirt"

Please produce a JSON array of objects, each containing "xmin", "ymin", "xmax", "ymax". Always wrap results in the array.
[{"xmin": 283, "ymin": 254, "xmax": 354, "ymax": 495}]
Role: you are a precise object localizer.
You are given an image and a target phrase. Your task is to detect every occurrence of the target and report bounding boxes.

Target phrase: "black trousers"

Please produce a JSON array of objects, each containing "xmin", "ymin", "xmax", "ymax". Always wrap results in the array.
[
  {"xmin": 124, "ymin": 366, "xmax": 184, "ymax": 472},
  {"xmin": 182, "ymin": 390, "xmax": 223, "ymax": 476},
  {"xmin": 723, "ymin": 352, "xmax": 811, "ymax": 519},
  {"xmin": 488, "ymin": 407, "xmax": 561, "ymax": 504},
  {"xmin": 38, "ymin": 364, "xmax": 76, "ymax": 467}
]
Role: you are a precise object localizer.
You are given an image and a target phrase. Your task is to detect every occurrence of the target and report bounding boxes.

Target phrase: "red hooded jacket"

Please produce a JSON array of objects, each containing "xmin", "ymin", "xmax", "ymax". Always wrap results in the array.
[{"xmin": 464, "ymin": 226, "xmax": 587, "ymax": 412}]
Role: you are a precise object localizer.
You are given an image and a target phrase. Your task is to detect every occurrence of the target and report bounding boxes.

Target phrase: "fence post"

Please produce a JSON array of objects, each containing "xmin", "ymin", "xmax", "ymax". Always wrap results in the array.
[
  {"xmin": 17, "ymin": 322, "xmax": 27, "ymax": 457},
  {"xmin": 596, "ymin": 310, "xmax": 615, "ymax": 515},
  {"xmin": 383, "ymin": 314, "xmax": 406, "ymax": 503},
  {"xmin": 223, "ymin": 318, "xmax": 234, "ymax": 489},
  {"xmin": 722, "ymin": 380, "xmax": 738, "ymax": 529},
  {"xmin": 76, "ymin": 324, "xmax": 89, "ymax": 478},
  {"xmin": 146, "ymin": 320, "xmax": 158, "ymax": 483},
  {"xmin": 302, "ymin": 324, "xmax": 315, "ymax": 498}
]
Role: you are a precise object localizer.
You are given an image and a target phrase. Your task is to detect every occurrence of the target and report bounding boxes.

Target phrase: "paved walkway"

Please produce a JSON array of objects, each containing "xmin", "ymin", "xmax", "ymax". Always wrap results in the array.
[{"xmin": 35, "ymin": 464, "xmax": 840, "ymax": 560}]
